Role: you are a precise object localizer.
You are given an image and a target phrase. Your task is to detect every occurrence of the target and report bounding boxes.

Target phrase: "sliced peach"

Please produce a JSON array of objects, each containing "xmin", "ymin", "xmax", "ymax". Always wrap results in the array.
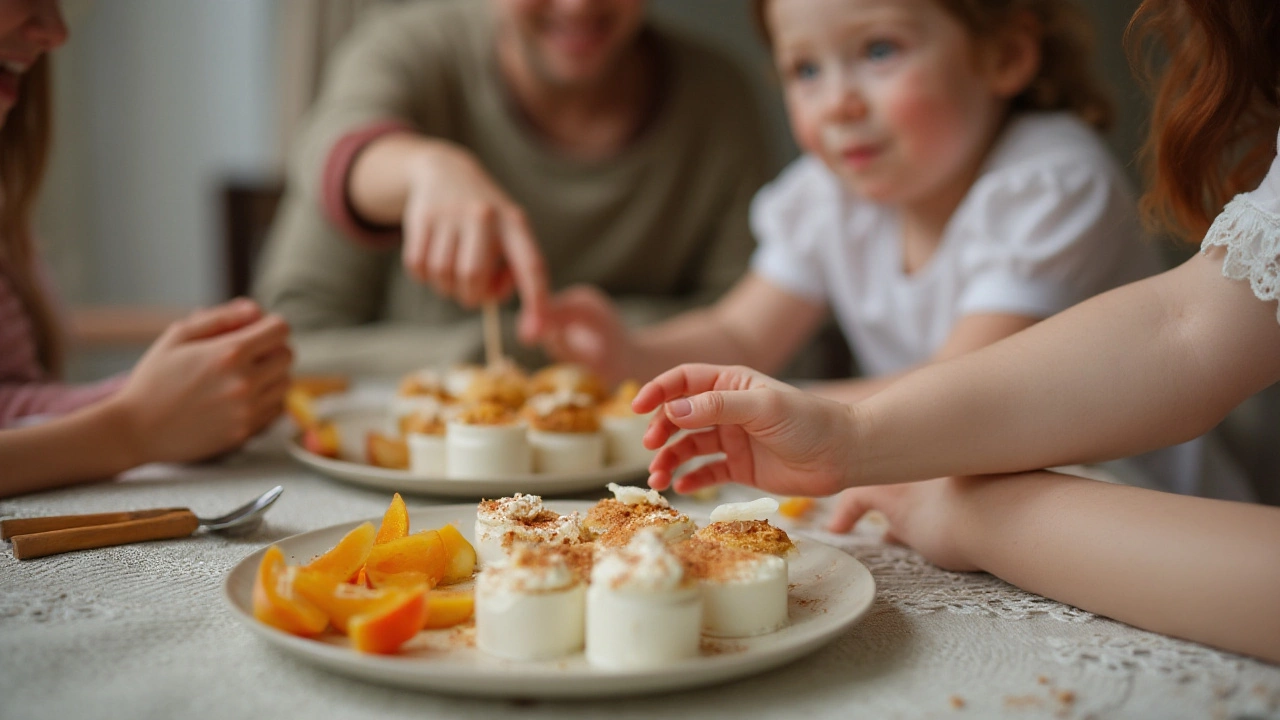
[
  {"xmin": 305, "ymin": 522, "xmax": 376, "ymax": 580},
  {"xmin": 252, "ymin": 546, "xmax": 328, "ymax": 636},
  {"xmin": 285, "ymin": 387, "xmax": 319, "ymax": 430},
  {"xmin": 349, "ymin": 589, "xmax": 428, "ymax": 654},
  {"xmin": 352, "ymin": 567, "xmax": 369, "ymax": 587},
  {"xmin": 365, "ymin": 530, "xmax": 447, "ymax": 589},
  {"xmin": 778, "ymin": 497, "xmax": 815, "ymax": 519},
  {"xmin": 302, "ymin": 421, "xmax": 341, "ymax": 458},
  {"xmin": 375, "ymin": 493, "xmax": 410, "ymax": 544},
  {"xmin": 436, "ymin": 523, "xmax": 477, "ymax": 584},
  {"xmin": 291, "ymin": 375, "xmax": 350, "ymax": 398},
  {"xmin": 292, "ymin": 568, "xmax": 407, "ymax": 634},
  {"xmin": 367, "ymin": 431, "xmax": 409, "ymax": 469},
  {"xmin": 422, "ymin": 589, "xmax": 474, "ymax": 629}
]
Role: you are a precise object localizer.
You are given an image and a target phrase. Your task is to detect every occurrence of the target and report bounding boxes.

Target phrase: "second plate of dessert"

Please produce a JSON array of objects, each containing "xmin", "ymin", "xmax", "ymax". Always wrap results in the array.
[{"xmin": 224, "ymin": 501, "xmax": 876, "ymax": 698}]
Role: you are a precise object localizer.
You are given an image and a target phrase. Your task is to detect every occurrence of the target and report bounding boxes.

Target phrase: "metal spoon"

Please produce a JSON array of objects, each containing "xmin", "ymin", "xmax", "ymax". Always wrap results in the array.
[{"xmin": 2, "ymin": 485, "xmax": 286, "ymax": 559}]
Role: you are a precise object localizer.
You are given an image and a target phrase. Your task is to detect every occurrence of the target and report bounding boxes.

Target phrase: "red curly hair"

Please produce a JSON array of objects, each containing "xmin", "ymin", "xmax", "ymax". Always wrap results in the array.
[{"xmin": 1126, "ymin": 0, "xmax": 1280, "ymax": 241}]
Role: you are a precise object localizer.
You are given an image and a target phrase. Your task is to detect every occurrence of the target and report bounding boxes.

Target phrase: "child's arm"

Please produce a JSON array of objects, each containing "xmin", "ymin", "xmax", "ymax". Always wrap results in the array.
[
  {"xmin": 0, "ymin": 300, "xmax": 293, "ymax": 499},
  {"xmin": 542, "ymin": 273, "xmax": 827, "ymax": 384},
  {"xmin": 832, "ymin": 473, "xmax": 1280, "ymax": 664},
  {"xmin": 807, "ymin": 312, "xmax": 1039, "ymax": 404}
]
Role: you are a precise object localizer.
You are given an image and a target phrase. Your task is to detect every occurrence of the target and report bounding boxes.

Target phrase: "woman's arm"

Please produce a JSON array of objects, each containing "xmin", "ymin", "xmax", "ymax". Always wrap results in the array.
[
  {"xmin": 835, "ymin": 473, "xmax": 1280, "ymax": 664},
  {"xmin": 854, "ymin": 251, "xmax": 1280, "ymax": 484}
]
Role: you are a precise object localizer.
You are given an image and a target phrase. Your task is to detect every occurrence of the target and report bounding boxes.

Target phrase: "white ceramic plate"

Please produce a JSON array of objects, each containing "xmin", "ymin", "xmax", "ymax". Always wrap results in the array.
[
  {"xmin": 288, "ymin": 407, "xmax": 650, "ymax": 498},
  {"xmin": 224, "ymin": 502, "xmax": 876, "ymax": 699}
]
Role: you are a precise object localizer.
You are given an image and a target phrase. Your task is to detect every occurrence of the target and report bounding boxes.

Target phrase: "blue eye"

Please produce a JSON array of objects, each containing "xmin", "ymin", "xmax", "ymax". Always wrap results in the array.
[
  {"xmin": 866, "ymin": 39, "xmax": 899, "ymax": 61},
  {"xmin": 792, "ymin": 61, "xmax": 819, "ymax": 81}
]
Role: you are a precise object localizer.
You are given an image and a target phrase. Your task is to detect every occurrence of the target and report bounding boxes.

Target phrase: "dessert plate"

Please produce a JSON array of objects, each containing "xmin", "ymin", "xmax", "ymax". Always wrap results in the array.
[
  {"xmin": 224, "ymin": 502, "xmax": 876, "ymax": 698},
  {"xmin": 288, "ymin": 407, "xmax": 650, "ymax": 498}
]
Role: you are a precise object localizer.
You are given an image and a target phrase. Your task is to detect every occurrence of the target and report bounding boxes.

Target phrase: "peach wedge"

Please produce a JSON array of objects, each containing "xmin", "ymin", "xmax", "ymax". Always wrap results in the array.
[{"xmin": 252, "ymin": 546, "xmax": 328, "ymax": 636}]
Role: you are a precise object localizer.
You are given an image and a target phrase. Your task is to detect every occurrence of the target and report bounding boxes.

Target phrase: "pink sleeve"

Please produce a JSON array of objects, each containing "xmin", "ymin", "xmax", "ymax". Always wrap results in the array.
[
  {"xmin": 0, "ymin": 373, "xmax": 128, "ymax": 428},
  {"xmin": 321, "ymin": 119, "xmax": 414, "ymax": 248}
]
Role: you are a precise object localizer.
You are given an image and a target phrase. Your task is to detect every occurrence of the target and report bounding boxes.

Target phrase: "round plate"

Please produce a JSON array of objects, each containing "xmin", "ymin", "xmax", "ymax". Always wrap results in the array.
[
  {"xmin": 224, "ymin": 502, "xmax": 876, "ymax": 698},
  {"xmin": 289, "ymin": 407, "xmax": 650, "ymax": 498}
]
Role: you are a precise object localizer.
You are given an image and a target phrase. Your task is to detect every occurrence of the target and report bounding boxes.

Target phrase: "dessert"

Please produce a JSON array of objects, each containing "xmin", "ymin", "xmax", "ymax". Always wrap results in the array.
[
  {"xmin": 523, "ymin": 390, "xmax": 605, "ymax": 474},
  {"xmin": 585, "ymin": 529, "xmax": 701, "ymax": 669},
  {"xmin": 473, "ymin": 494, "xmax": 587, "ymax": 566},
  {"xmin": 529, "ymin": 363, "xmax": 609, "ymax": 403},
  {"xmin": 393, "ymin": 370, "xmax": 453, "ymax": 423},
  {"xmin": 673, "ymin": 538, "xmax": 788, "ymax": 638},
  {"xmin": 446, "ymin": 401, "xmax": 533, "ymax": 479},
  {"xmin": 695, "ymin": 498, "xmax": 795, "ymax": 556},
  {"xmin": 460, "ymin": 360, "xmax": 528, "ymax": 410},
  {"xmin": 402, "ymin": 403, "xmax": 450, "ymax": 477},
  {"xmin": 584, "ymin": 483, "xmax": 696, "ymax": 547},
  {"xmin": 600, "ymin": 380, "xmax": 656, "ymax": 467},
  {"xmin": 475, "ymin": 543, "xmax": 587, "ymax": 661}
]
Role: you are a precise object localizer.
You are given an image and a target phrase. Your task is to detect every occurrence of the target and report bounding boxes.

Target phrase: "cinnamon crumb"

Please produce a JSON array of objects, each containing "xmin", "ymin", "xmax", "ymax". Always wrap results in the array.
[
  {"xmin": 523, "ymin": 403, "xmax": 600, "ymax": 433},
  {"xmin": 694, "ymin": 520, "xmax": 794, "ymax": 555},
  {"xmin": 584, "ymin": 498, "xmax": 690, "ymax": 547},
  {"xmin": 949, "ymin": 695, "xmax": 965, "ymax": 710},
  {"xmin": 1056, "ymin": 690, "xmax": 1076, "ymax": 705},
  {"xmin": 670, "ymin": 538, "xmax": 768, "ymax": 581},
  {"xmin": 699, "ymin": 637, "xmax": 746, "ymax": 656},
  {"xmin": 1037, "ymin": 675, "xmax": 1050, "ymax": 685},
  {"xmin": 456, "ymin": 401, "xmax": 519, "ymax": 426}
]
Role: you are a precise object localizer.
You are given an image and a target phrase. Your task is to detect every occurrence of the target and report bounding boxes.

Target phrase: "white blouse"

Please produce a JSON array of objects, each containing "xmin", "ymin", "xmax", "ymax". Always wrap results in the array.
[{"xmin": 1201, "ymin": 128, "xmax": 1280, "ymax": 324}]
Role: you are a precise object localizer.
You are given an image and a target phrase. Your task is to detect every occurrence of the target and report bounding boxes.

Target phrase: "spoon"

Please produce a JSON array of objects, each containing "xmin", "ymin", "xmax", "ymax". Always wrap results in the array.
[{"xmin": 1, "ymin": 485, "xmax": 285, "ymax": 560}]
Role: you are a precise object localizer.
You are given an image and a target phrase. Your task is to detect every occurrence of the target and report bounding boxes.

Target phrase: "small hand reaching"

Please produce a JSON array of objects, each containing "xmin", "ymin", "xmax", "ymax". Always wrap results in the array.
[
  {"xmin": 634, "ymin": 363, "xmax": 858, "ymax": 498},
  {"xmin": 540, "ymin": 284, "xmax": 634, "ymax": 385}
]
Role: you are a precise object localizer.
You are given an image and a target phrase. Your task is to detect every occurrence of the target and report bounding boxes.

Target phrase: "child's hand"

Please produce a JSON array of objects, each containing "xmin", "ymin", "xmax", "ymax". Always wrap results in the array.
[
  {"xmin": 401, "ymin": 144, "xmax": 548, "ymax": 342},
  {"xmin": 826, "ymin": 479, "xmax": 980, "ymax": 572},
  {"xmin": 112, "ymin": 299, "xmax": 293, "ymax": 465},
  {"xmin": 539, "ymin": 285, "xmax": 634, "ymax": 384},
  {"xmin": 635, "ymin": 363, "xmax": 857, "ymax": 497}
]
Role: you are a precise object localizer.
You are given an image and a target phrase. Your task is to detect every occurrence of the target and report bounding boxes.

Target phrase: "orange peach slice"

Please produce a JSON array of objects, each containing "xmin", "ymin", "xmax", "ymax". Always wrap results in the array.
[
  {"xmin": 375, "ymin": 493, "xmax": 410, "ymax": 544},
  {"xmin": 367, "ymin": 431, "xmax": 409, "ymax": 469},
  {"xmin": 422, "ymin": 589, "xmax": 474, "ymax": 630},
  {"xmin": 305, "ymin": 522, "xmax": 376, "ymax": 580},
  {"xmin": 291, "ymin": 375, "xmax": 350, "ymax": 398},
  {"xmin": 365, "ymin": 530, "xmax": 448, "ymax": 589},
  {"xmin": 778, "ymin": 497, "xmax": 815, "ymax": 519},
  {"xmin": 292, "ymin": 568, "xmax": 406, "ymax": 634},
  {"xmin": 302, "ymin": 421, "xmax": 340, "ymax": 459},
  {"xmin": 349, "ymin": 589, "xmax": 428, "ymax": 654},
  {"xmin": 252, "ymin": 546, "xmax": 328, "ymax": 636},
  {"xmin": 285, "ymin": 387, "xmax": 319, "ymax": 430},
  {"xmin": 436, "ymin": 523, "xmax": 477, "ymax": 585}
]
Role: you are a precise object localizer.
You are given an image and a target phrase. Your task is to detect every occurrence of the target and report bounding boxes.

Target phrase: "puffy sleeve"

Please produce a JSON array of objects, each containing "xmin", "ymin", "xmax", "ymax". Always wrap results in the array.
[
  {"xmin": 747, "ymin": 156, "xmax": 838, "ymax": 303},
  {"xmin": 954, "ymin": 159, "xmax": 1146, "ymax": 318},
  {"xmin": 1200, "ymin": 129, "xmax": 1280, "ymax": 325}
]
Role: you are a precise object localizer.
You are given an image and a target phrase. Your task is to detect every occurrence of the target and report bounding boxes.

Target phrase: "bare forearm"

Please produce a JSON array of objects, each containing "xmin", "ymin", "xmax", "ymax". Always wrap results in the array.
[
  {"xmin": 632, "ymin": 308, "xmax": 782, "ymax": 380},
  {"xmin": 346, "ymin": 133, "xmax": 460, "ymax": 226},
  {"xmin": 953, "ymin": 472, "xmax": 1280, "ymax": 663},
  {"xmin": 856, "ymin": 255, "xmax": 1280, "ymax": 484},
  {"xmin": 808, "ymin": 373, "xmax": 899, "ymax": 404},
  {"xmin": 0, "ymin": 399, "xmax": 141, "ymax": 498}
]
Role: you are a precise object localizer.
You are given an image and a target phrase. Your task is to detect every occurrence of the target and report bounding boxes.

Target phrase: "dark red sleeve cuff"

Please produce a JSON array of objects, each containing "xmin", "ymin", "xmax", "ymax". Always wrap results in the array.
[{"xmin": 321, "ymin": 120, "xmax": 415, "ymax": 248}]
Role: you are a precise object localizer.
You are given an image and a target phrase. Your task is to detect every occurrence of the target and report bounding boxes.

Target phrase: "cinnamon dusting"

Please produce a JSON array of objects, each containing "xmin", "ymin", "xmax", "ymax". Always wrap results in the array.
[{"xmin": 695, "ymin": 520, "xmax": 794, "ymax": 556}]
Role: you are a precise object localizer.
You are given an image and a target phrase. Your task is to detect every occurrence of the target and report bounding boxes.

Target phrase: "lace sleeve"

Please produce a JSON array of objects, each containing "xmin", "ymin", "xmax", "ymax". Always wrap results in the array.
[{"xmin": 1200, "ymin": 195, "xmax": 1280, "ymax": 324}]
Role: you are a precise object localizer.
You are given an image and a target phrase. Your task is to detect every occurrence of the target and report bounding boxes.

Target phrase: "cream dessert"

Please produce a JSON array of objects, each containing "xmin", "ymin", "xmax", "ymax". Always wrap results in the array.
[
  {"xmin": 585, "ymin": 529, "xmax": 701, "ymax": 669},
  {"xmin": 600, "ymin": 380, "xmax": 656, "ymax": 467},
  {"xmin": 475, "ymin": 544, "xmax": 586, "ymax": 661},
  {"xmin": 523, "ymin": 391, "xmax": 605, "ymax": 474},
  {"xmin": 446, "ymin": 402, "xmax": 532, "ymax": 479},
  {"xmin": 402, "ymin": 405, "xmax": 449, "ymax": 477},
  {"xmin": 473, "ymin": 494, "xmax": 587, "ymax": 566},
  {"xmin": 460, "ymin": 361, "xmax": 528, "ymax": 410},
  {"xmin": 443, "ymin": 364, "xmax": 483, "ymax": 399},
  {"xmin": 529, "ymin": 363, "xmax": 609, "ymax": 404},
  {"xmin": 585, "ymin": 483, "xmax": 696, "ymax": 547},
  {"xmin": 673, "ymin": 538, "xmax": 789, "ymax": 638},
  {"xmin": 695, "ymin": 498, "xmax": 795, "ymax": 556}
]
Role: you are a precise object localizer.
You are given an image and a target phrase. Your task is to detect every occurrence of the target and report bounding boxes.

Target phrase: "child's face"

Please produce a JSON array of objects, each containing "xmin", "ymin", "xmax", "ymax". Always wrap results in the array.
[
  {"xmin": 769, "ymin": 0, "xmax": 1014, "ymax": 206},
  {"xmin": 0, "ymin": 0, "xmax": 66, "ymax": 125}
]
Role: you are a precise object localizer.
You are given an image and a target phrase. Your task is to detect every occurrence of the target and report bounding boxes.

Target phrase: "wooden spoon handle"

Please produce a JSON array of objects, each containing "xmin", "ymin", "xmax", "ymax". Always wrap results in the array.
[
  {"xmin": 1, "ymin": 508, "xmax": 186, "ymax": 540},
  {"xmin": 9, "ymin": 511, "xmax": 200, "ymax": 560}
]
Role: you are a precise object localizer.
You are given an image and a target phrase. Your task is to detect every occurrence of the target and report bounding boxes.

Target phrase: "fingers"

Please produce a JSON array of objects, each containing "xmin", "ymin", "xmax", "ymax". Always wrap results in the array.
[
  {"xmin": 249, "ymin": 375, "xmax": 290, "ymax": 434},
  {"xmin": 426, "ymin": 220, "xmax": 461, "ymax": 299},
  {"xmin": 163, "ymin": 298, "xmax": 262, "ymax": 345},
  {"xmin": 827, "ymin": 488, "xmax": 877, "ymax": 533},
  {"xmin": 402, "ymin": 207, "xmax": 432, "ymax": 285},
  {"xmin": 248, "ymin": 346, "xmax": 294, "ymax": 395},
  {"xmin": 213, "ymin": 313, "xmax": 291, "ymax": 366},
  {"xmin": 456, "ymin": 208, "xmax": 497, "ymax": 307},
  {"xmin": 499, "ymin": 211, "xmax": 549, "ymax": 344},
  {"xmin": 649, "ymin": 428, "xmax": 726, "ymax": 475},
  {"xmin": 632, "ymin": 364, "xmax": 757, "ymax": 414}
]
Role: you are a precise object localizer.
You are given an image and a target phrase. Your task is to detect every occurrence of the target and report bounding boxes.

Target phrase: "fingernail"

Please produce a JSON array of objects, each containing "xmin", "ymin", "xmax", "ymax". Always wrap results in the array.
[{"xmin": 667, "ymin": 399, "xmax": 692, "ymax": 418}]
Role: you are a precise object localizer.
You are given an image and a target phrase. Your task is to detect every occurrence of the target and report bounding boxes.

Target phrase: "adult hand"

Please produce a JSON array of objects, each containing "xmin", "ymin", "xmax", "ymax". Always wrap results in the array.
[
  {"xmin": 401, "ymin": 144, "xmax": 549, "ymax": 342},
  {"xmin": 112, "ymin": 298, "xmax": 293, "ymax": 464},
  {"xmin": 634, "ymin": 363, "xmax": 858, "ymax": 497},
  {"xmin": 540, "ymin": 284, "xmax": 634, "ymax": 385}
]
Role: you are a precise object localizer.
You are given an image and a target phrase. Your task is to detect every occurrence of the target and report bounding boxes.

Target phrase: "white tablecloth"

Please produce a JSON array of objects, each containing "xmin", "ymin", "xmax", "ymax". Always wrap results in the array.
[{"xmin": 2, "ymin": 430, "xmax": 1278, "ymax": 720}]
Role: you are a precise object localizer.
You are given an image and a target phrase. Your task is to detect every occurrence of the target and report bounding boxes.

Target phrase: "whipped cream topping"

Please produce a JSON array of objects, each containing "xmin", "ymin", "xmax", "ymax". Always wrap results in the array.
[
  {"xmin": 526, "ymin": 390, "xmax": 595, "ymax": 417},
  {"xmin": 477, "ymin": 493, "xmax": 545, "ymax": 524},
  {"xmin": 607, "ymin": 483, "xmax": 668, "ymax": 507},
  {"xmin": 444, "ymin": 365, "xmax": 482, "ymax": 398},
  {"xmin": 478, "ymin": 544, "xmax": 579, "ymax": 595},
  {"xmin": 709, "ymin": 498, "xmax": 779, "ymax": 523},
  {"xmin": 592, "ymin": 529, "xmax": 687, "ymax": 592}
]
